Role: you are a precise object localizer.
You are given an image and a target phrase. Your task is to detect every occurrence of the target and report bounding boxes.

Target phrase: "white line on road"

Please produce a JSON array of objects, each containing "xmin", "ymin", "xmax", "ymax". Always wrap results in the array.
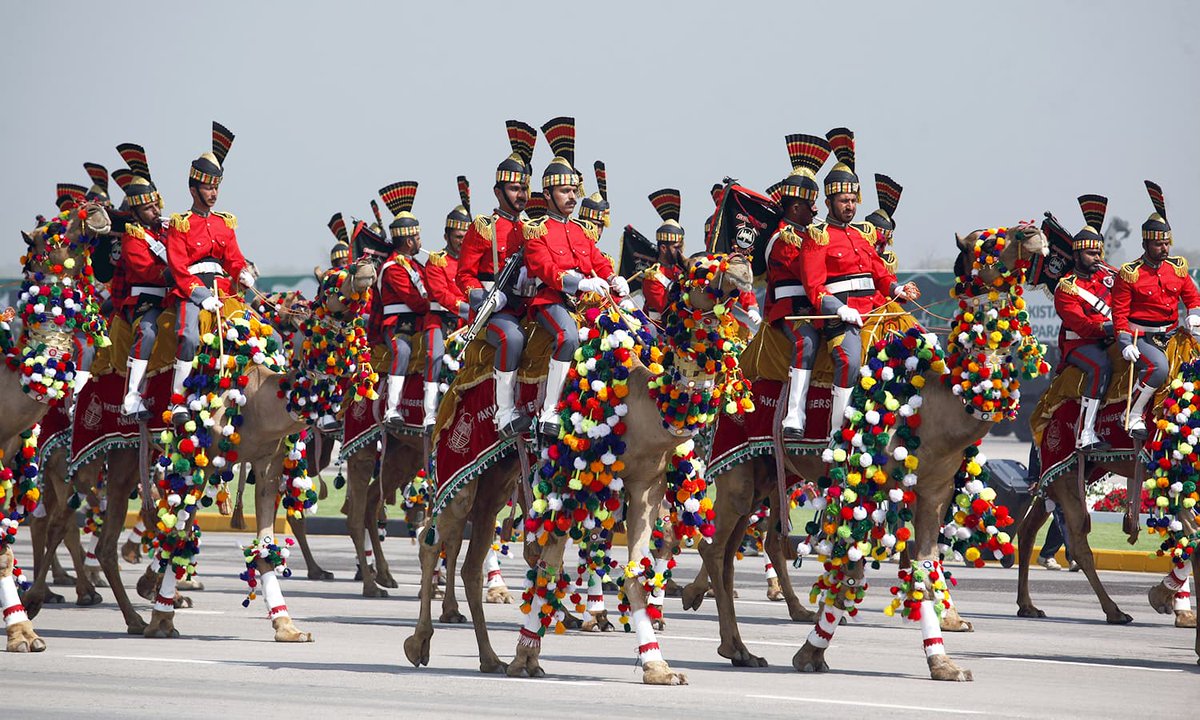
[
  {"xmin": 746, "ymin": 694, "xmax": 985, "ymax": 715},
  {"xmin": 981, "ymin": 656, "xmax": 1181, "ymax": 673},
  {"xmin": 67, "ymin": 654, "xmax": 221, "ymax": 665}
]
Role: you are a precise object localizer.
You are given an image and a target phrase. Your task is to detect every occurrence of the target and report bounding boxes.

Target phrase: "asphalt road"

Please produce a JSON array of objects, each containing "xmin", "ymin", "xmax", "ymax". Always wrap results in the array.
[{"xmin": 9, "ymin": 527, "xmax": 1198, "ymax": 719}]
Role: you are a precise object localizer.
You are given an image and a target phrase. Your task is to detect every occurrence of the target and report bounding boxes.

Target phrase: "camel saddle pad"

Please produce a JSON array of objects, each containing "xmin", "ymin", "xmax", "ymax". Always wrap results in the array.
[
  {"xmin": 68, "ymin": 371, "xmax": 171, "ymax": 474},
  {"xmin": 92, "ymin": 297, "xmax": 257, "ymax": 377},
  {"xmin": 740, "ymin": 301, "xmax": 918, "ymax": 388},
  {"xmin": 1034, "ymin": 396, "xmax": 1138, "ymax": 491}
]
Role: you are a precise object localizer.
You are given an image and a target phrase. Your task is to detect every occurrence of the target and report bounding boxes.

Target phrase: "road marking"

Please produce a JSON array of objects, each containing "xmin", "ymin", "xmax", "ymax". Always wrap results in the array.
[
  {"xmin": 746, "ymin": 695, "xmax": 985, "ymax": 715},
  {"xmin": 67, "ymin": 654, "xmax": 221, "ymax": 665},
  {"xmin": 982, "ymin": 656, "xmax": 1181, "ymax": 673}
]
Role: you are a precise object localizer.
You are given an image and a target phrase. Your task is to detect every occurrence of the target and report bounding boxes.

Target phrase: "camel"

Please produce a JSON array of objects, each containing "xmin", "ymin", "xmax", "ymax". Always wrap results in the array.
[
  {"xmin": 404, "ymin": 253, "xmax": 754, "ymax": 685},
  {"xmin": 136, "ymin": 258, "xmax": 375, "ymax": 642},
  {"xmin": 691, "ymin": 224, "xmax": 1049, "ymax": 682},
  {"xmin": 2, "ymin": 202, "xmax": 110, "ymax": 652}
]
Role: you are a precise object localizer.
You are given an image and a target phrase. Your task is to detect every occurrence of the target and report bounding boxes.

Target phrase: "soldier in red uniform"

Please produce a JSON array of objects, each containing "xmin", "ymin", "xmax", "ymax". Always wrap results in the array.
[
  {"xmin": 455, "ymin": 120, "xmax": 538, "ymax": 437},
  {"xmin": 800, "ymin": 128, "xmax": 920, "ymax": 440},
  {"xmin": 642, "ymin": 189, "xmax": 687, "ymax": 323},
  {"xmin": 376, "ymin": 181, "xmax": 429, "ymax": 430},
  {"xmin": 860, "ymin": 174, "xmax": 903, "ymax": 275},
  {"xmin": 112, "ymin": 143, "xmax": 170, "ymax": 416},
  {"xmin": 763, "ymin": 133, "xmax": 831, "ymax": 438},
  {"xmin": 419, "ymin": 177, "xmax": 473, "ymax": 428},
  {"xmin": 1112, "ymin": 181, "xmax": 1200, "ymax": 438},
  {"xmin": 1053, "ymin": 195, "xmax": 1117, "ymax": 450},
  {"xmin": 327, "ymin": 212, "xmax": 351, "ymax": 270},
  {"xmin": 577, "ymin": 161, "xmax": 610, "ymax": 238},
  {"xmin": 165, "ymin": 122, "xmax": 252, "ymax": 422},
  {"xmin": 524, "ymin": 117, "xmax": 630, "ymax": 439}
]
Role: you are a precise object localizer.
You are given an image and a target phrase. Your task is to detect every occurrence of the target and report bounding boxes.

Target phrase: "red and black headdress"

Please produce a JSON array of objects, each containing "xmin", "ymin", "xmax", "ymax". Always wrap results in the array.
[
  {"xmin": 189, "ymin": 121, "xmax": 235, "ymax": 186},
  {"xmin": 117, "ymin": 142, "xmax": 162, "ymax": 208},
  {"xmin": 55, "ymin": 183, "xmax": 87, "ymax": 211},
  {"xmin": 379, "ymin": 181, "xmax": 420, "ymax": 241},
  {"xmin": 328, "ymin": 212, "xmax": 350, "ymax": 266},
  {"xmin": 823, "ymin": 127, "xmax": 860, "ymax": 200},
  {"xmin": 649, "ymin": 188, "xmax": 683, "ymax": 245},
  {"xmin": 525, "ymin": 191, "xmax": 548, "ymax": 220},
  {"xmin": 83, "ymin": 162, "xmax": 109, "ymax": 202},
  {"xmin": 1072, "ymin": 194, "xmax": 1107, "ymax": 252},
  {"xmin": 864, "ymin": 174, "xmax": 903, "ymax": 239},
  {"xmin": 578, "ymin": 161, "xmax": 610, "ymax": 226},
  {"xmin": 1141, "ymin": 181, "xmax": 1171, "ymax": 242},
  {"xmin": 541, "ymin": 116, "xmax": 581, "ymax": 190},
  {"xmin": 779, "ymin": 133, "xmax": 832, "ymax": 203},
  {"xmin": 496, "ymin": 120, "xmax": 537, "ymax": 185},
  {"xmin": 445, "ymin": 175, "xmax": 472, "ymax": 232}
]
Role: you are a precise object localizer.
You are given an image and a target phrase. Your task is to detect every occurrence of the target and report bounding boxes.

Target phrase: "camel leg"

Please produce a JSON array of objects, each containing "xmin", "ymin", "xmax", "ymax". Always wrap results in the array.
[
  {"xmin": 252, "ymin": 451, "xmax": 313, "ymax": 643},
  {"xmin": 764, "ymin": 526, "xmax": 815, "ymax": 622},
  {"xmin": 437, "ymin": 519, "xmax": 467, "ymax": 624},
  {"xmin": 463, "ymin": 470, "xmax": 514, "ymax": 671},
  {"xmin": 621, "ymin": 478, "xmax": 687, "ymax": 685},
  {"xmin": 2, "ymin": 546, "xmax": 45, "ymax": 653},
  {"xmin": 27, "ymin": 516, "xmax": 65, "ymax": 603},
  {"xmin": 1193, "ymin": 554, "xmax": 1200, "ymax": 664},
  {"xmin": 484, "ymin": 547, "xmax": 514, "ymax": 604},
  {"xmin": 580, "ymin": 571, "xmax": 614, "ymax": 632},
  {"xmin": 792, "ymin": 562, "xmax": 861, "ymax": 674},
  {"xmin": 404, "ymin": 479, "xmax": 478, "ymax": 668},
  {"xmin": 507, "ymin": 532, "xmax": 566, "ymax": 679},
  {"xmin": 1055, "ymin": 483, "xmax": 1131, "ymax": 624},
  {"xmin": 120, "ymin": 518, "xmax": 146, "ymax": 564},
  {"xmin": 1148, "ymin": 564, "xmax": 1195, "ymax": 628},
  {"xmin": 288, "ymin": 515, "xmax": 334, "ymax": 581},
  {"xmin": 681, "ymin": 564, "xmax": 711, "ymax": 609},
  {"xmin": 92, "ymin": 453, "xmax": 149, "ymax": 635},
  {"xmin": 1173, "ymin": 577, "xmax": 1196, "ymax": 628},
  {"xmin": 1016, "ymin": 498, "xmax": 1051, "ymax": 618},
  {"xmin": 22, "ymin": 482, "xmax": 82, "ymax": 618},
  {"xmin": 367, "ymin": 482, "xmax": 399, "ymax": 589},
  {"xmin": 345, "ymin": 452, "xmax": 386, "ymax": 597}
]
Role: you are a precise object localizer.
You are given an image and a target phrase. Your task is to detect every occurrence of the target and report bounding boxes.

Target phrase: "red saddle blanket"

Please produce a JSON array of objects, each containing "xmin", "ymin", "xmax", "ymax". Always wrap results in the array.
[
  {"xmin": 66, "ymin": 371, "xmax": 171, "ymax": 474},
  {"xmin": 339, "ymin": 372, "xmax": 426, "ymax": 459},
  {"xmin": 707, "ymin": 378, "xmax": 834, "ymax": 478},
  {"xmin": 1035, "ymin": 397, "xmax": 1137, "ymax": 489}
]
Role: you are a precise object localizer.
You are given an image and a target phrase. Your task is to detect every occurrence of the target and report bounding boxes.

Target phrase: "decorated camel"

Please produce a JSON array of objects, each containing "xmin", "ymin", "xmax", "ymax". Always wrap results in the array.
[
  {"xmin": 690, "ymin": 224, "xmax": 1049, "ymax": 681},
  {"xmin": 404, "ymin": 253, "xmax": 755, "ymax": 685},
  {"xmin": 2, "ymin": 202, "xmax": 111, "ymax": 652}
]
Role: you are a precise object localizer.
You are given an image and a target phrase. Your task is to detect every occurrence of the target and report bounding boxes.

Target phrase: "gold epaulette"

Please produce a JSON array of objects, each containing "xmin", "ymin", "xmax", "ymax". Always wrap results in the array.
[
  {"xmin": 1055, "ymin": 274, "xmax": 1079, "ymax": 296},
  {"xmin": 124, "ymin": 223, "xmax": 147, "ymax": 240},
  {"xmin": 523, "ymin": 216, "xmax": 548, "ymax": 239},
  {"xmin": 1165, "ymin": 256, "xmax": 1189, "ymax": 277},
  {"xmin": 427, "ymin": 250, "xmax": 448, "ymax": 268},
  {"xmin": 1119, "ymin": 259, "xmax": 1142, "ymax": 284},
  {"xmin": 780, "ymin": 223, "xmax": 804, "ymax": 249},
  {"xmin": 472, "ymin": 215, "xmax": 496, "ymax": 242},
  {"xmin": 851, "ymin": 221, "xmax": 879, "ymax": 245},
  {"xmin": 214, "ymin": 211, "xmax": 237, "ymax": 229},
  {"xmin": 880, "ymin": 249, "xmax": 898, "ymax": 274},
  {"xmin": 169, "ymin": 212, "xmax": 192, "ymax": 233},
  {"xmin": 805, "ymin": 219, "xmax": 829, "ymax": 246},
  {"xmin": 571, "ymin": 217, "xmax": 599, "ymax": 242}
]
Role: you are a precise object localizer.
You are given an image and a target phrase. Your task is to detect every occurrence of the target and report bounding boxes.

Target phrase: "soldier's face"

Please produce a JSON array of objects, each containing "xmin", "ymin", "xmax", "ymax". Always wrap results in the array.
[
  {"xmin": 659, "ymin": 241, "xmax": 682, "ymax": 266},
  {"xmin": 134, "ymin": 202, "xmax": 161, "ymax": 226},
  {"xmin": 496, "ymin": 182, "xmax": 528, "ymax": 213},
  {"xmin": 1076, "ymin": 247, "xmax": 1103, "ymax": 272},
  {"xmin": 191, "ymin": 183, "xmax": 218, "ymax": 208},
  {"xmin": 827, "ymin": 193, "xmax": 857, "ymax": 224},
  {"xmin": 547, "ymin": 185, "xmax": 577, "ymax": 215},
  {"xmin": 444, "ymin": 228, "xmax": 466, "ymax": 255},
  {"xmin": 1144, "ymin": 237, "xmax": 1171, "ymax": 262}
]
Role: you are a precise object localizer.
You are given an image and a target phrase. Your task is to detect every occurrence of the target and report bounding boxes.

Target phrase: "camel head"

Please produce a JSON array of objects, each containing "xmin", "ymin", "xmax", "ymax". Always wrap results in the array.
[
  {"xmin": 319, "ymin": 257, "xmax": 376, "ymax": 319},
  {"xmin": 259, "ymin": 291, "xmax": 312, "ymax": 334},
  {"xmin": 346, "ymin": 256, "xmax": 377, "ymax": 296},
  {"xmin": 681, "ymin": 253, "xmax": 754, "ymax": 313},
  {"xmin": 22, "ymin": 201, "xmax": 110, "ymax": 278},
  {"xmin": 953, "ymin": 222, "xmax": 1048, "ymax": 288}
]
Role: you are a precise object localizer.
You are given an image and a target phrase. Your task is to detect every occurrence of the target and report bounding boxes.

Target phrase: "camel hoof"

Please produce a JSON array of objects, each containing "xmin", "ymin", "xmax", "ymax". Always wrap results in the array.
[
  {"xmin": 85, "ymin": 570, "xmax": 108, "ymax": 589},
  {"xmin": 143, "ymin": 609, "xmax": 180, "ymax": 639},
  {"xmin": 6, "ymin": 621, "xmax": 46, "ymax": 653},
  {"xmin": 51, "ymin": 572, "xmax": 77, "ymax": 587},
  {"xmin": 376, "ymin": 573, "xmax": 399, "ymax": 589},
  {"xmin": 940, "ymin": 608, "xmax": 974, "ymax": 633},
  {"xmin": 661, "ymin": 580, "xmax": 683, "ymax": 598},
  {"xmin": 720, "ymin": 643, "xmax": 768, "ymax": 667},
  {"xmin": 680, "ymin": 583, "xmax": 707, "ymax": 612},
  {"xmin": 403, "ymin": 627, "xmax": 432, "ymax": 667},
  {"xmin": 1017, "ymin": 606, "xmax": 1047, "ymax": 619},
  {"xmin": 480, "ymin": 657, "xmax": 509, "ymax": 674},
  {"xmin": 272, "ymin": 616, "xmax": 314, "ymax": 642},
  {"xmin": 1175, "ymin": 610, "xmax": 1197, "ymax": 628},
  {"xmin": 651, "ymin": 617, "xmax": 666, "ymax": 632},
  {"xmin": 486, "ymin": 585, "xmax": 514, "ymax": 604},
  {"xmin": 1148, "ymin": 584, "xmax": 1176, "ymax": 615},
  {"xmin": 507, "ymin": 644, "xmax": 544, "ymax": 678},
  {"xmin": 120, "ymin": 541, "xmax": 142, "ymax": 564},
  {"xmin": 75, "ymin": 589, "xmax": 104, "ymax": 607},
  {"xmin": 582, "ymin": 611, "xmax": 615, "ymax": 633},
  {"xmin": 362, "ymin": 585, "xmax": 389, "ymax": 599},
  {"xmin": 307, "ymin": 568, "xmax": 335, "ymax": 581},
  {"xmin": 1106, "ymin": 611, "xmax": 1134, "ymax": 625},
  {"xmin": 176, "ymin": 579, "xmax": 204, "ymax": 591},
  {"xmin": 135, "ymin": 570, "xmax": 158, "ymax": 601},
  {"xmin": 126, "ymin": 615, "xmax": 149, "ymax": 635},
  {"xmin": 766, "ymin": 577, "xmax": 785, "ymax": 602},
  {"xmin": 172, "ymin": 594, "xmax": 193, "ymax": 609},
  {"xmin": 561, "ymin": 611, "xmax": 583, "ymax": 630},
  {"xmin": 439, "ymin": 609, "xmax": 468, "ymax": 624},
  {"xmin": 792, "ymin": 643, "xmax": 828, "ymax": 673},
  {"xmin": 928, "ymin": 654, "xmax": 973, "ymax": 682},
  {"xmin": 641, "ymin": 659, "xmax": 687, "ymax": 685},
  {"xmin": 787, "ymin": 603, "xmax": 817, "ymax": 623}
]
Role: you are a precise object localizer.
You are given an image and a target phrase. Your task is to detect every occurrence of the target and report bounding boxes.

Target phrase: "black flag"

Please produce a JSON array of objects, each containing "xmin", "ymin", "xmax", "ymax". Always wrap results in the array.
[
  {"xmin": 618, "ymin": 225, "xmax": 658, "ymax": 294},
  {"xmin": 705, "ymin": 181, "xmax": 781, "ymax": 278},
  {"xmin": 1031, "ymin": 212, "xmax": 1076, "ymax": 292}
]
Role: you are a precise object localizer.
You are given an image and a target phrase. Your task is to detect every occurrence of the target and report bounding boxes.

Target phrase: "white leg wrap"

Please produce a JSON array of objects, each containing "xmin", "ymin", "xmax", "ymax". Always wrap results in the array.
[
  {"xmin": 587, "ymin": 572, "xmax": 606, "ymax": 613},
  {"xmin": 648, "ymin": 557, "xmax": 667, "ymax": 608},
  {"xmin": 363, "ymin": 529, "xmax": 373, "ymax": 562},
  {"xmin": 1164, "ymin": 564, "xmax": 1190, "ymax": 592},
  {"xmin": 764, "ymin": 558, "xmax": 778, "ymax": 580},
  {"xmin": 154, "ymin": 572, "xmax": 177, "ymax": 613},
  {"xmin": 632, "ymin": 608, "xmax": 664, "ymax": 663},
  {"xmin": 919, "ymin": 600, "xmax": 946, "ymax": 657},
  {"xmin": 1, "ymin": 574, "xmax": 29, "ymax": 626},
  {"xmin": 260, "ymin": 568, "xmax": 289, "ymax": 619},
  {"xmin": 1174, "ymin": 577, "xmax": 1193, "ymax": 612},
  {"xmin": 131, "ymin": 519, "xmax": 146, "ymax": 538},
  {"xmin": 484, "ymin": 548, "xmax": 504, "ymax": 589},
  {"xmin": 806, "ymin": 605, "xmax": 844, "ymax": 649},
  {"xmin": 85, "ymin": 533, "xmax": 101, "ymax": 568}
]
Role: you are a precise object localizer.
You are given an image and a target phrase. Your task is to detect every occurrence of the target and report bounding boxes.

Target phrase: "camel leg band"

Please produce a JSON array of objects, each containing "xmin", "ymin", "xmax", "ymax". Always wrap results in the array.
[
  {"xmin": 260, "ymin": 569, "xmax": 288, "ymax": 619},
  {"xmin": 919, "ymin": 600, "xmax": 946, "ymax": 657},
  {"xmin": 1175, "ymin": 577, "xmax": 1193, "ymax": 612},
  {"xmin": 1, "ymin": 575, "xmax": 29, "ymax": 626},
  {"xmin": 587, "ymin": 573, "xmax": 606, "ymax": 613},
  {"xmin": 154, "ymin": 571, "xmax": 178, "ymax": 613},
  {"xmin": 632, "ymin": 609, "xmax": 664, "ymax": 663},
  {"xmin": 484, "ymin": 549, "xmax": 504, "ymax": 588},
  {"xmin": 806, "ymin": 606, "xmax": 844, "ymax": 649},
  {"xmin": 764, "ymin": 559, "xmax": 778, "ymax": 580},
  {"xmin": 1164, "ymin": 565, "xmax": 1189, "ymax": 592}
]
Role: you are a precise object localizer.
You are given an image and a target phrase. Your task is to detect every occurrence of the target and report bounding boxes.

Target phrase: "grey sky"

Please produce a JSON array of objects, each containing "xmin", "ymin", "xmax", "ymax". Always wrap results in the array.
[{"xmin": 3, "ymin": 1, "xmax": 1197, "ymax": 276}]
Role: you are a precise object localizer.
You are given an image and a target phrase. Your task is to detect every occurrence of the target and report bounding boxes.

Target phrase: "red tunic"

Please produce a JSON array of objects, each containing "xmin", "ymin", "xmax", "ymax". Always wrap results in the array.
[
  {"xmin": 164, "ymin": 210, "xmax": 247, "ymax": 302},
  {"xmin": 1112, "ymin": 256, "xmax": 1200, "ymax": 335},
  {"xmin": 424, "ymin": 250, "xmax": 466, "ymax": 330},
  {"xmin": 1053, "ymin": 265, "xmax": 1115, "ymax": 359},
  {"xmin": 120, "ymin": 221, "xmax": 171, "ymax": 310},
  {"xmin": 523, "ymin": 215, "xmax": 614, "ymax": 312},
  {"xmin": 642, "ymin": 263, "xmax": 680, "ymax": 319},
  {"xmin": 456, "ymin": 211, "xmax": 523, "ymax": 294},
  {"xmin": 799, "ymin": 220, "xmax": 896, "ymax": 317},
  {"xmin": 764, "ymin": 220, "xmax": 810, "ymax": 324},
  {"xmin": 378, "ymin": 252, "xmax": 429, "ymax": 330}
]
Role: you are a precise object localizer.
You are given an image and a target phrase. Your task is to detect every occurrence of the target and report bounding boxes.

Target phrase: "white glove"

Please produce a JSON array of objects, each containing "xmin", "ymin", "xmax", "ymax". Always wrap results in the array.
[
  {"xmin": 491, "ymin": 291, "xmax": 508, "ymax": 313},
  {"xmin": 1187, "ymin": 314, "xmax": 1200, "ymax": 338},
  {"xmin": 238, "ymin": 269, "xmax": 255, "ymax": 288},
  {"xmin": 578, "ymin": 277, "xmax": 610, "ymax": 295},
  {"xmin": 619, "ymin": 298, "xmax": 638, "ymax": 313},
  {"xmin": 747, "ymin": 307, "xmax": 762, "ymax": 325},
  {"xmin": 836, "ymin": 304, "xmax": 863, "ymax": 327},
  {"xmin": 610, "ymin": 275, "xmax": 630, "ymax": 298},
  {"xmin": 1121, "ymin": 343, "xmax": 1141, "ymax": 363},
  {"xmin": 201, "ymin": 295, "xmax": 222, "ymax": 313}
]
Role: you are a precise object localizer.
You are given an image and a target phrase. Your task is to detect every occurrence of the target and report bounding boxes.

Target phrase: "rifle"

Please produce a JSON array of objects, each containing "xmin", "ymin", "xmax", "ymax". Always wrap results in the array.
[{"xmin": 456, "ymin": 246, "xmax": 525, "ymax": 361}]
